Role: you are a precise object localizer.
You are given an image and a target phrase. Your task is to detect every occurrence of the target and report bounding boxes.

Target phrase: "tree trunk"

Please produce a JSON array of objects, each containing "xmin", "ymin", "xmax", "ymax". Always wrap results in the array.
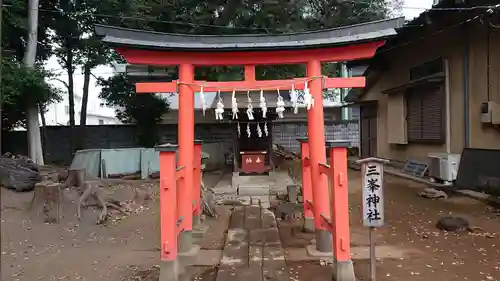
[
  {"xmin": 39, "ymin": 104, "xmax": 48, "ymax": 158},
  {"xmin": 0, "ymin": 0, "xmax": 3, "ymax": 155},
  {"xmin": 24, "ymin": 0, "xmax": 44, "ymax": 165},
  {"xmin": 77, "ymin": 64, "xmax": 91, "ymax": 150},
  {"xmin": 66, "ymin": 46, "xmax": 76, "ymax": 155}
]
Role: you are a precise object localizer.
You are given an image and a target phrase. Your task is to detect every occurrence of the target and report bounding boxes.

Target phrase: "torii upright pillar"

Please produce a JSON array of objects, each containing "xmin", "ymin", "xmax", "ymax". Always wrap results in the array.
[
  {"xmin": 306, "ymin": 60, "xmax": 332, "ymax": 253},
  {"xmin": 177, "ymin": 63, "xmax": 196, "ymax": 253}
]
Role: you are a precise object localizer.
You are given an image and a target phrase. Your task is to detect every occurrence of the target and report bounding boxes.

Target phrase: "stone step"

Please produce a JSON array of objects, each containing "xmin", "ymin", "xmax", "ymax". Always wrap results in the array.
[
  {"xmin": 238, "ymin": 186, "xmax": 270, "ymax": 196},
  {"xmin": 238, "ymin": 183, "xmax": 272, "ymax": 189}
]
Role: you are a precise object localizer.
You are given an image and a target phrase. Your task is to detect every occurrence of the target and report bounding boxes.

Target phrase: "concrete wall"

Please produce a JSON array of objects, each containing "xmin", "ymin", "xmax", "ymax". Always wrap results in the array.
[
  {"xmin": 360, "ymin": 23, "xmax": 500, "ymax": 164},
  {"xmin": 3, "ymin": 120, "xmax": 358, "ymax": 165},
  {"xmin": 467, "ymin": 22, "xmax": 500, "ymax": 149}
]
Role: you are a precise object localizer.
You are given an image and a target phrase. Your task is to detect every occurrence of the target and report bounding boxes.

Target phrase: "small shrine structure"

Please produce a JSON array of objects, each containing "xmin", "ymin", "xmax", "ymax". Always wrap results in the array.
[{"xmin": 96, "ymin": 17, "xmax": 403, "ymax": 281}]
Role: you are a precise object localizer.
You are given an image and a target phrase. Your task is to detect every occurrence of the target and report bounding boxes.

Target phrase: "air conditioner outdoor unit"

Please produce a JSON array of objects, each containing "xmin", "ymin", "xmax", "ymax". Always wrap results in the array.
[{"xmin": 427, "ymin": 153, "xmax": 461, "ymax": 183}]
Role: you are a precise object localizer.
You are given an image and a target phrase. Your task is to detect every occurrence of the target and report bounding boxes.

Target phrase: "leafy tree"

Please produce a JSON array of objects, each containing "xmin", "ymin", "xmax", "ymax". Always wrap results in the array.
[
  {"xmin": 1, "ymin": 58, "xmax": 61, "ymax": 132},
  {"xmin": 1, "ymin": 0, "xmax": 62, "ymax": 139},
  {"xmin": 125, "ymin": 0, "xmax": 390, "ymax": 81},
  {"xmin": 46, "ymin": 0, "xmax": 154, "ymax": 151},
  {"xmin": 98, "ymin": 74, "xmax": 169, "ymax": 147},
  {"xmin": 2, "ymin": 0, "xmax": 57, "ymax": 62}
]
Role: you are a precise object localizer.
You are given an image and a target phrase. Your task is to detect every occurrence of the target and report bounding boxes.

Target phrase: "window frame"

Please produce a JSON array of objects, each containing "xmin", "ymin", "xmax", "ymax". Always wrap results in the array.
[{"xmin": 405, "ymin": 85, "xmax": 446, "ymax": 144}]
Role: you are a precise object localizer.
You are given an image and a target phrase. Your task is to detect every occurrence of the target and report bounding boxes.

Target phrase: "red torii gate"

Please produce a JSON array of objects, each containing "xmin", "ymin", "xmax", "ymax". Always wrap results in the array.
[{"xmin": 96, "ymin": 18, "xmax": 402, "ymax": 281}]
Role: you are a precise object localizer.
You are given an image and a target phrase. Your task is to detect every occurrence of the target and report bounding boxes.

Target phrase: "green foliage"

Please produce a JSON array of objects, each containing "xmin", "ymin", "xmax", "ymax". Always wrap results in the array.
[
  {"xmin": 98, "ymin": 74, "xmax": 170, "ymax": 147},
  {"xmin": 1, "ymin": 58, "xmax": 61, "ymax": 131},
  {"xmin": 1, "ymin": 0, "xmax": 64, "ymax": 133},
  {"xmin": 2, "ymin": 0, "xmax": 56, "ymax": 61},
  {"xmin": 114, "ymin": 0, "xmax": 389, "ymax": 82},
  {"xmin": 96, "ymin": 0, "xmax": 391, "ymax": 128}
]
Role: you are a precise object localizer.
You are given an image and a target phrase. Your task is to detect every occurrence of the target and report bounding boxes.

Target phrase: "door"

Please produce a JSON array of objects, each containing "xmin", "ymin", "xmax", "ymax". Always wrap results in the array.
[{"xmin": 360, "ymin": 104, "xmax": 378, "ymax": 158}]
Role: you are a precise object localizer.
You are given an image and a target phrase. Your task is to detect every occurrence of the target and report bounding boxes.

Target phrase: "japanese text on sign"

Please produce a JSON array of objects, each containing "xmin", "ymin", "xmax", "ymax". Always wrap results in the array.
[{"xmin": 362, "ymin": 162, "xmax": 384, "ymax": 227}]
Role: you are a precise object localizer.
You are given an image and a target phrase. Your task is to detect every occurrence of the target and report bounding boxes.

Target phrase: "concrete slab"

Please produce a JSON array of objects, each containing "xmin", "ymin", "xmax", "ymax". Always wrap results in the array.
[
  {"xmin": 216, "ymin": 266, "xmax": 263, "ymax": 281},
  {"xmin": 159, "ymin": 260, "xmax": 184, "ymax": 281},
  {"xmin": 260, "ymin": 201, "xmax": 271, "ymax": 209},
  {"xmin": 249, "ymin": 245, "xmax": 263, "ymax": 268},
  {"xmin": 215, "ymin": 194, "xmax": 237, "ymax": 202},
  {"xmin": 262, "ymin": 209, "xmax": 277, "ymax": 228},
  {"xmin": 179, "ymin": 249, "xmax": 222, "ymax": 266},
  {"xmin": 249, "ymin": 228, "xmax": 281, "ymax": 246},
  {"xmin": 192, "ymin": 224, "xmax": 209, "ymax": 238},
  {"xmin": 306, "ymin": 244, "xmax": 334, "ymax": 258},
  {"xmin": 244, "ymin": 206, "xmax": 262, "ymax": 229},
  {"xmin": 213, "ymin": 174, "xmax": 233, "ymax": 189},
  {"xmin": 212, "ymin": 186, "xmax": 236, "ymax": 194},
  {"xmin": 229, "ymin": 208, "xmax": 245, "ymax": 229},
  {"xmin": 178, "ymin": 244, "xmax": 201, "ymax": 258},
  {"xmin": 286, "ymin": 245, "xmax": 422, "ymax": 261},
  {"xmin": 350, "ymin": 245, "xmax": 421, "ymax": 260},
  {"xmin": 236, "ymin": 195, "xmax": 270, "ymax": 207},
  {"xmin": 220, "ymin": 228, "xmax": 248, "ymax": 267},
  {"xmin": 238, "ymin": 187, "xmax": 271, "ymax": 196},
  {"xmin": 262, "ymin": 246, "xmax": 290, "ymax": 281}
]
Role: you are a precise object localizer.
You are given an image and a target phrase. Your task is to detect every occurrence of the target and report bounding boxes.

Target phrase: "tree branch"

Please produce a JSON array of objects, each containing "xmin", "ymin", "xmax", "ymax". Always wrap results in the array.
[
  {"xmin": 50, "ymin": 77, "xmax": 70, "ymax": 90},
  {"xmin": 90, "ymin": 72, "xmax": 99, "ymax": 80}
]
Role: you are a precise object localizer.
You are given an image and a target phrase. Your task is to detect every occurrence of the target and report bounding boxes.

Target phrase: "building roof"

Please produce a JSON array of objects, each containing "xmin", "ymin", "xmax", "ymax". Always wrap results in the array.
[
  {"xmin": 344, "ymin": 0, "xmax": 500, "ymax": 103},
  {"xmin": 95, "ymin": 18, "xmax": 404, "ymax": 52}
]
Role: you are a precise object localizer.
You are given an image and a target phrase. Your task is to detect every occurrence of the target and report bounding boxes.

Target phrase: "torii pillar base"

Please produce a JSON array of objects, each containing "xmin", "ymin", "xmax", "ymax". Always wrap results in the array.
[
  {"xmin": 333, "ymin": 261, "xmax": 356, "ymax": 281},
  {"xmin": 159, "ymin": 260, "xmax": 184, "ymax": 281}
]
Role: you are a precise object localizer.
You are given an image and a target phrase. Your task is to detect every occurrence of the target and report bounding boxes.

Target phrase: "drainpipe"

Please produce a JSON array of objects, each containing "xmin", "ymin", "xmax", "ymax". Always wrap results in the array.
[
  {"xmin": 340, "ymin": 62, "xmax": 349, "ymax": 120},
  {"xmin": 444, "ymin": 59, "xmax": 451, "ymax": 154},
  {"xmin": 463, "ymin": 46, "xmax": 470, "ymax": 148}
]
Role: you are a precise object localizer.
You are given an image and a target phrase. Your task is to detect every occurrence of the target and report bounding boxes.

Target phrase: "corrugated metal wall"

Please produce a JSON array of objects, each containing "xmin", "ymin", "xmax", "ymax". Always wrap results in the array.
[{"xmin": 272, "ymin": 121, "xmax": 360, "ymax": 153}]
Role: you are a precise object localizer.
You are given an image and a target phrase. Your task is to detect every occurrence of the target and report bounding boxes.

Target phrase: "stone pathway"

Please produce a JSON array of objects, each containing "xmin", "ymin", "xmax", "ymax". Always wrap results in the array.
[{"xmin": 216, "ymin": 206, "xmax": 288, "ymax": 281}]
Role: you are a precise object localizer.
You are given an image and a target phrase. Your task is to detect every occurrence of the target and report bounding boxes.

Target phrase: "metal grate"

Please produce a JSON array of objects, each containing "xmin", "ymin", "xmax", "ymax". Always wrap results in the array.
[{"xmin": 403, "ymin": 160, "xmax": 428, "ymax": 177}]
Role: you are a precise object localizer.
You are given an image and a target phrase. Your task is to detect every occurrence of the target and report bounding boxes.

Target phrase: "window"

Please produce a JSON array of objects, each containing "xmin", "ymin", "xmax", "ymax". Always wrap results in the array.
[
  {"xmin": 410, "ymin": 58, "xmax": 444, "ymax": 81},
  {"xmin": 406, "ymin": 85, "xmax": 445, "ymax": 143},
  {"xmin": 98, "ymin": 119, "xmax": 104, "ymax": 125}
]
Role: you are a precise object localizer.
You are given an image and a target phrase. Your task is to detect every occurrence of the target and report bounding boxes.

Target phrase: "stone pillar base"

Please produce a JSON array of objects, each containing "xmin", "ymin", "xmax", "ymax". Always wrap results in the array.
[
  {"xmin": 315, "ymin": 229, "xmax": 333, "ymax": 253},
  {"xmin": 193, "ymin": 215, "xmax": 202, "ymax": 228},
  {"xmin": 159, "ymin": 259, "xmax": 183, "ymax": 281},
  {"xmin": 192, "ymin": 224, "xmax": 209, "ymax": 238},
  {"xmin": 178, "ymin": 231, "xmax": 193, "ymax": 253},
  {"xmin": 303, "ymin": 218, "xmax": 315, "ymax": 233},
  {"xmin": 333, "ymin": 260, "xmax": 356, "ymax": 281}
]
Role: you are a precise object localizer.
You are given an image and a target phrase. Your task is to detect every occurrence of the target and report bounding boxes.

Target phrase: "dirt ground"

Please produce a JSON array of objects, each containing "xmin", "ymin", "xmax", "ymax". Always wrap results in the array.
[
  {"xmin": 2, "ymin": 169, "xmax": 500, "ymax": 281},
  {"xmin": 1, "ymin": 171, "xmax": 224, "ymax": 281},
  {"xmin": 279, "ymin": 171, "xmax": 500, "ymax": 281}
]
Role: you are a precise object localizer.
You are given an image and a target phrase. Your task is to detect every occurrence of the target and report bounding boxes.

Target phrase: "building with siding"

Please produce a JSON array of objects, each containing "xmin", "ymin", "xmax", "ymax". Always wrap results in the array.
[{"xmin": 346, "ymin": 0, "xmax": 500, "ymax": 163}]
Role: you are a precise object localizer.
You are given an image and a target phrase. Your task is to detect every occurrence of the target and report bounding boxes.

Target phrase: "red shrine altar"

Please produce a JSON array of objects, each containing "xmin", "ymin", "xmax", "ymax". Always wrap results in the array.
[
  {"xmin": 240, "ymin": 150, "xmax": 267, "ymax": 174},
  {"xmin": 96, "ymin": 17, "xmax": 403, "ymax": 281}
]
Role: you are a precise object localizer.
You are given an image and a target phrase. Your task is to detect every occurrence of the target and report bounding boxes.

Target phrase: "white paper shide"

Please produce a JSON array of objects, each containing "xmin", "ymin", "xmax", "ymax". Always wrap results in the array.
[{"xmin": 362, "ymin": 162, "xmax": 384, "ymax": 227}]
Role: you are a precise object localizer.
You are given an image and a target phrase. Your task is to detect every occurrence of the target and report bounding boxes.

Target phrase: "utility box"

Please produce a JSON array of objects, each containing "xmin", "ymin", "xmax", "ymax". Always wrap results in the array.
[
  {"xmin": 428, "ymin": 153, "xmax": 461, "ymax": 184},
  {"xmin": 481, "ymin": 101, "xmax": 500, "ymax": 124}
]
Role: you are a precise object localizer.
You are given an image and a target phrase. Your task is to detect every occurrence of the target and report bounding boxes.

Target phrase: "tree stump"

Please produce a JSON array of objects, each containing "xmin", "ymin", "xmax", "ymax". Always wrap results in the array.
[
  {"xmin": 30, "ymin": 181, "xmax": 63, "ymax": 223},
  {"xmin": 63, "ymin": 168, "xmax": 85, "ymax": 189}
]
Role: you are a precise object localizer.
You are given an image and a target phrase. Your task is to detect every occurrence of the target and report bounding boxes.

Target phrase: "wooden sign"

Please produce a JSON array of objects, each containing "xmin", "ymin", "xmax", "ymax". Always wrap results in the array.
[
  {"xmin": 356, "ymin": 157, "xmax": 389, "ymax": 281},
  {"xmin": 357, "ymin": 157, "xmax": 389, "ymax": 228}
]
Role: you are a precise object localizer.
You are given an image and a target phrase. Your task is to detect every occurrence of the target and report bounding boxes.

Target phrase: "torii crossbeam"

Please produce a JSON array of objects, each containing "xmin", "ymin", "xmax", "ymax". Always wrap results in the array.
[{"xmin": 96, "ymin": 17, "xmax": 404, "ymax": 281}]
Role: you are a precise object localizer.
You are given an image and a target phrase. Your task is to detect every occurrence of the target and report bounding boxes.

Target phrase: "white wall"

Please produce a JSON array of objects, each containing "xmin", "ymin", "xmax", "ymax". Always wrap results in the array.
[{"xmin": 43, "ymin": 55, "xmax": 121, "ymax": 126}]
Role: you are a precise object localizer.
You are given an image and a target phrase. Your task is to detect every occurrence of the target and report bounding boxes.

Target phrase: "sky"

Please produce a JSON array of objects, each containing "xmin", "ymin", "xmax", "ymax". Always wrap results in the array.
[{"xmin": 45, "ymin": 0, "xmax": 435, "ymax": 110}]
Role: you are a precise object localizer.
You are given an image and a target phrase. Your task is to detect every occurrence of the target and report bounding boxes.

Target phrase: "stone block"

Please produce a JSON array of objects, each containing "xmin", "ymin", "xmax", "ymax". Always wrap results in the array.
[{"xmin": 238, "ymin": 186, "xmax": 270, "ymax": 196}]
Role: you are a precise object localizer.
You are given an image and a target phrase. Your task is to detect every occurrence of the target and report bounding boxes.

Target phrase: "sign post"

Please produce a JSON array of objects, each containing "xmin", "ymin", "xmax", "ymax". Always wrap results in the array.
[{"xmin": 356, "ymin": 157, "xmax": 389, "ymax": 281}]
